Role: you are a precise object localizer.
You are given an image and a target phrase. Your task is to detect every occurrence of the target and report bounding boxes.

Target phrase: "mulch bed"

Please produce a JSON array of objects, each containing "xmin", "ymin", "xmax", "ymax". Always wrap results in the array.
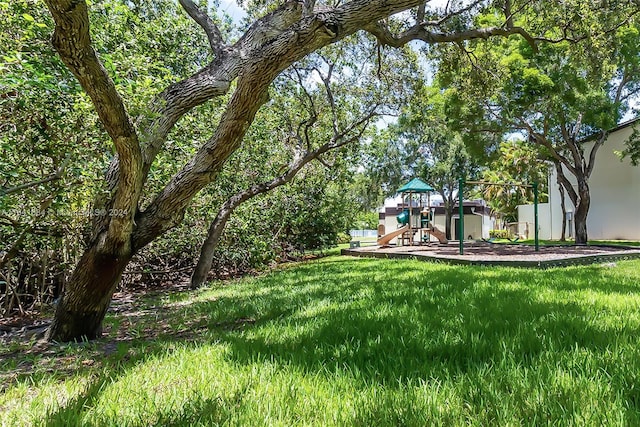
[{"xmin": 343, "ymin": 242, "xmax": 640, "ymax": 268}]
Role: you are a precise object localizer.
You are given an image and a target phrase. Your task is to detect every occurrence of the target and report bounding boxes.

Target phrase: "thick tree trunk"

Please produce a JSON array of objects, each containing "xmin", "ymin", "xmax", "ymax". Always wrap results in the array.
[
  {"xmin": 573, "ymin": 179, "xmax": 590, "ymax": 245},
  {"xmin": 553, "ymin": 162, "xmax": 586, "ymax": 244},
  {"xmin": 574, "ymin": 205, "xmax": 588, "ymax": 244},
  {"xmin": 554, "ymin": 162, "xmax": 568, "ymax": 241},
  {"xmin": 444, "ymin": 205, "xmax": 453, "ymax": 240},
  {"xmin": 440, "ymin": 193, "xmax": 456, "ymax": 240},
  {"xmin": 45, "ymin": 245, "xmax": 131, "ymax": 341}
]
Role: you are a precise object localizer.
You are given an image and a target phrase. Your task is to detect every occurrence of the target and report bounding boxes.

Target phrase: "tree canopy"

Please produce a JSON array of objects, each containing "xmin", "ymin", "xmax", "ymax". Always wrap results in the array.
[
  {"xmin": 3, "ymin": 0, "xmax": 639, "ymax": 341},
  {"xmin": 433, "ymin": 5, "xmax": 640, "ymax": 243}
]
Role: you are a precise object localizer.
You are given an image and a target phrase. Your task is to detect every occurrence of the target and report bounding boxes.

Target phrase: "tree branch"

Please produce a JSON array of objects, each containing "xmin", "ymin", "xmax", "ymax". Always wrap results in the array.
[
  {"xmin": 138, "ymin": 0, "xmax": 307, "ymax": 176},
  {"xmin": 291, "ymin": 66, "xmax": 319, "ymax": 150},
  {"xmin": 559, "ymin": 117, "xmax": 585, "ymax": 174},
  {"xmin": 503, "ymin": 0, "xmax": 514, "ymax": 29},
  {"xmin": 44, "ymin": 0, "xmax": 143, "ymax": 253},
  {"xmin": 365, "ymin": 20, "xmax": 540, "ymax": 51},
  {"xmin": 422, "ymin": 1, "xmax": 479, "ymax": 27},
  {"xmin": 586, "ymin": 130, "xmax": 608, "ymax": 177},
  {"xmin": 43, "ymin": 1, "xmax": 139, "ymax": 146},
  {"xmin": 178, "ymin": 0, "xmax": 225, "ymax": 58},
  {"xmin": 553, "ymin": 161, "xmax": 579, "ymax": 207},
  {"xmin": 328, "ymin": 106, "xmax": 379, "ymax": 150},
  {"xmin": 134, "ymin": 0, "xmax": 427, "ymax": 180},
  {"xmin": 315, "ymin": 60, "xmax": 339, "ymax": 136},
  {"xmin": 522, "ymin": 123, "xmax": 578, "ymax": 178},
  {"xmin": 1, "ymin": 157, "xmax": 69, "ymax": 196}
]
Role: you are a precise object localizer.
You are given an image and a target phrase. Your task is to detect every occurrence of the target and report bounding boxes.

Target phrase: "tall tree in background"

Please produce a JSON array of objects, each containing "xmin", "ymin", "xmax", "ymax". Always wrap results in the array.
[
  {"xmin": 32, "ymin": 0, "xmax": 637, "ymax": 341},
  {"xmin": 476, "ymin": 140, "xmax": 548, "ymax": 229},
  {"xmin": 396, "ymin": 84, "xmax": 480, "ymax": 240},
  {"xmin": 436, "ymin": 10, "xmax": 640, "ymax": 243},
  {"xmin": 191, "ymin": 38, "xmax": 407, "ymax": 287}
]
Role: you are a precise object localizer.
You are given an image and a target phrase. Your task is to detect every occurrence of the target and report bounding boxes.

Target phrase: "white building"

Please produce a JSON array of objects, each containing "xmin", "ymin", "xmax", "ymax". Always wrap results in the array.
[{"xmin": 519, "ymin": 118, "xmax": 640, "ymax": 241}]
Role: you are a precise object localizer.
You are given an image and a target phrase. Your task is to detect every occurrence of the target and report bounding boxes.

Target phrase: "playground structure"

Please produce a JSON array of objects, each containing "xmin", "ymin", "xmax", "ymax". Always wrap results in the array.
[
  {"xmin": 377, "ymin": 178, "xmax": 448, "ymax": 246},
  {"xmin": 348, "ymin": 178, "xmax": 640, "ymax": 268},
  {"xmin": 376, "ymin": 224, "xmax": 409, "ymax": 246}
]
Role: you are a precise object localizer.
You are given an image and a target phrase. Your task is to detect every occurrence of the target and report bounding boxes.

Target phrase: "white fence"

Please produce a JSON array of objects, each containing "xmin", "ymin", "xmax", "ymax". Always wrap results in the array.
[{"xmin": 349, "ymin": 229, "xmax": 378, "ymax": 238}]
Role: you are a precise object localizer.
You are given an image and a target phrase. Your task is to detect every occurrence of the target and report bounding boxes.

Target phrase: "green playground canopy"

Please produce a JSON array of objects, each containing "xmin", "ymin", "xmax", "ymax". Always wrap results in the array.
[{"xmin": 397, "ymin": 177, "xmax": 434, "ymax": 193}]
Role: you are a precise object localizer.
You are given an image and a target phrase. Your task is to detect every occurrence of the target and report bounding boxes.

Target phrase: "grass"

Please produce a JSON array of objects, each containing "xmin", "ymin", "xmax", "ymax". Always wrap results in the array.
[{"xmin": 3, "ymin": 255, "xmax": 640, "ymax": 425}]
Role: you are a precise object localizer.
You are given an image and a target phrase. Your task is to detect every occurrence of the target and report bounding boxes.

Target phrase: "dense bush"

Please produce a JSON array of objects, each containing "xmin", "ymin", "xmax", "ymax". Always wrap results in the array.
[
  {"xmin": 336, "ymin": 232, "xmax": 352, "ymax": 244},
  {"xmin": 1, "ymin": 0, "xmax": 373, "ymax": 316},
  {"xmin": 489, "ymin": 229, "xmax": 514, "ymax": 239}
]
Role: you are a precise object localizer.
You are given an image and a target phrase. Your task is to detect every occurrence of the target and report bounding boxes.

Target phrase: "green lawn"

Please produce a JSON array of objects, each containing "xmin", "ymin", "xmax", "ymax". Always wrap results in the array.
[{"xmin": 3, "ymin": 256, "xmax": 640, "ymax": 426}]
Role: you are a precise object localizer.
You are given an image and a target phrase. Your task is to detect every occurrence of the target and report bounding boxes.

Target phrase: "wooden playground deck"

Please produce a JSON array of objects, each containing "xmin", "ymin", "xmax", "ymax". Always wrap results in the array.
[{"xmin": 342, "ymin": 242, "xmax": 640, "ymax": 268}]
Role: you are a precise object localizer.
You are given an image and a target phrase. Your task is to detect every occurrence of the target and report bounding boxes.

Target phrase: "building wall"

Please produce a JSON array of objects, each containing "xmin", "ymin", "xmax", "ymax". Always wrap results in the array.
[
  {"xmin": 528, "ymin": 121, "xmax": 640, "ymax": 240},
  {"xmin": 461, "ymin": 214, "xmax": 483, "ymax": 240},
  {"xmin": 517, "ymin": 203, "xmax": 552, "ymax": 240},
  {"xmin": 380, "ymin": 213, "xmax": 400, "ymax": 236},
  {"xmin": 482, "ymin": 215, "xmax": 497, "ymax": 239}
]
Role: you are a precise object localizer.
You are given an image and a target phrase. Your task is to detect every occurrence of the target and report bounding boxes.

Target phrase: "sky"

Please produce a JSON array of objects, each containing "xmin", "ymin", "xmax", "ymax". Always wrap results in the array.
[
  {"xmin": 216, "ymin": 0, "xmax": 460, "ymax": 22},
  {"xmin": 217, "ymin": 0, "xmax": 246, "ymax": 21}
]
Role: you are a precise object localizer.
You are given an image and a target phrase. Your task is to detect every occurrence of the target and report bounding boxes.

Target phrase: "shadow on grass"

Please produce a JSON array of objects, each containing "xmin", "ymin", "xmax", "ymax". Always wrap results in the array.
[
  {"xmin": 150, "ymin": 258, "xmax": 640, "ymax": 388},
  {"xmin": 43, "ymin": 371, "xmax": 242, "ymax": 427},
  {"xmin": 34, "ymin": 256, "xmax": 640, "ymax": 424},
  {"xmin": 215, "ymin": 268, "xmax": 624, "ymax": 382},
  {"xmin": 43, "ymin": 372, "xmax": 115, "ymax": 426}
]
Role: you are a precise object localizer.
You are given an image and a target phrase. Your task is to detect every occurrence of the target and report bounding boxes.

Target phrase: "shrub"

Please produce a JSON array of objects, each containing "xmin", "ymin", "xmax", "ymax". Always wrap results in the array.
[
  {"xmin": 336, "ymin": 232, "xmax": 352, "ymax": 244},
  {"xmin": 489, "ymin": 229, "xmax": 513, "ymax": 239}
]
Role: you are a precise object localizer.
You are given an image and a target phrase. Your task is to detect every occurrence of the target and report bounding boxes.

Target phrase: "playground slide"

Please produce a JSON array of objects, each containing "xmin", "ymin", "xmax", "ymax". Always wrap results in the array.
[
  {"xmin": 377, "ymin": 225, "xmax": 410, "ymax": 246},
  {"xmin": 429, "ymin": 226, "xmax": 448, "ymax": 244}
]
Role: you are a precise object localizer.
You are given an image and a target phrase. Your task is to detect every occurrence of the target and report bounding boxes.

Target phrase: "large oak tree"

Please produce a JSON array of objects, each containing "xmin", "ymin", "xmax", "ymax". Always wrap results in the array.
[{"xmin": 41, "ymin": 0, "xmax": 632, "ymax": 341}]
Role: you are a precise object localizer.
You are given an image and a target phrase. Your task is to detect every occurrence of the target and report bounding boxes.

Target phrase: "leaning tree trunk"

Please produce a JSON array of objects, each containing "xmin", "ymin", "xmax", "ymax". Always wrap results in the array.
[
  {"xmin": 573, "ymin": 178, "xmax": 590, "ymax": 245},
  {"xmin": 558, "ymin": 181, "xmax": 567, "ymax": 241},
  {"xmin": 190, "ymin": 175, "xmax": 295, "ymax": 289},
  {"xmin": 46, "ymin": 245, "xmax": 132, "ymax": 341},
  {"xmin": 191, "ymin": 177, "xmax": 296, "ymax": 289},
  {"xmin": 444, "ymin": 206, "xmax": 453, "ymax": 240},
  {"xmin": 190, "ymin": 140, "xmax": 351, "ymax": 288},
  {"xmin": 191, "ymin": 210, "xmax": 232, "ymax": 289}
]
